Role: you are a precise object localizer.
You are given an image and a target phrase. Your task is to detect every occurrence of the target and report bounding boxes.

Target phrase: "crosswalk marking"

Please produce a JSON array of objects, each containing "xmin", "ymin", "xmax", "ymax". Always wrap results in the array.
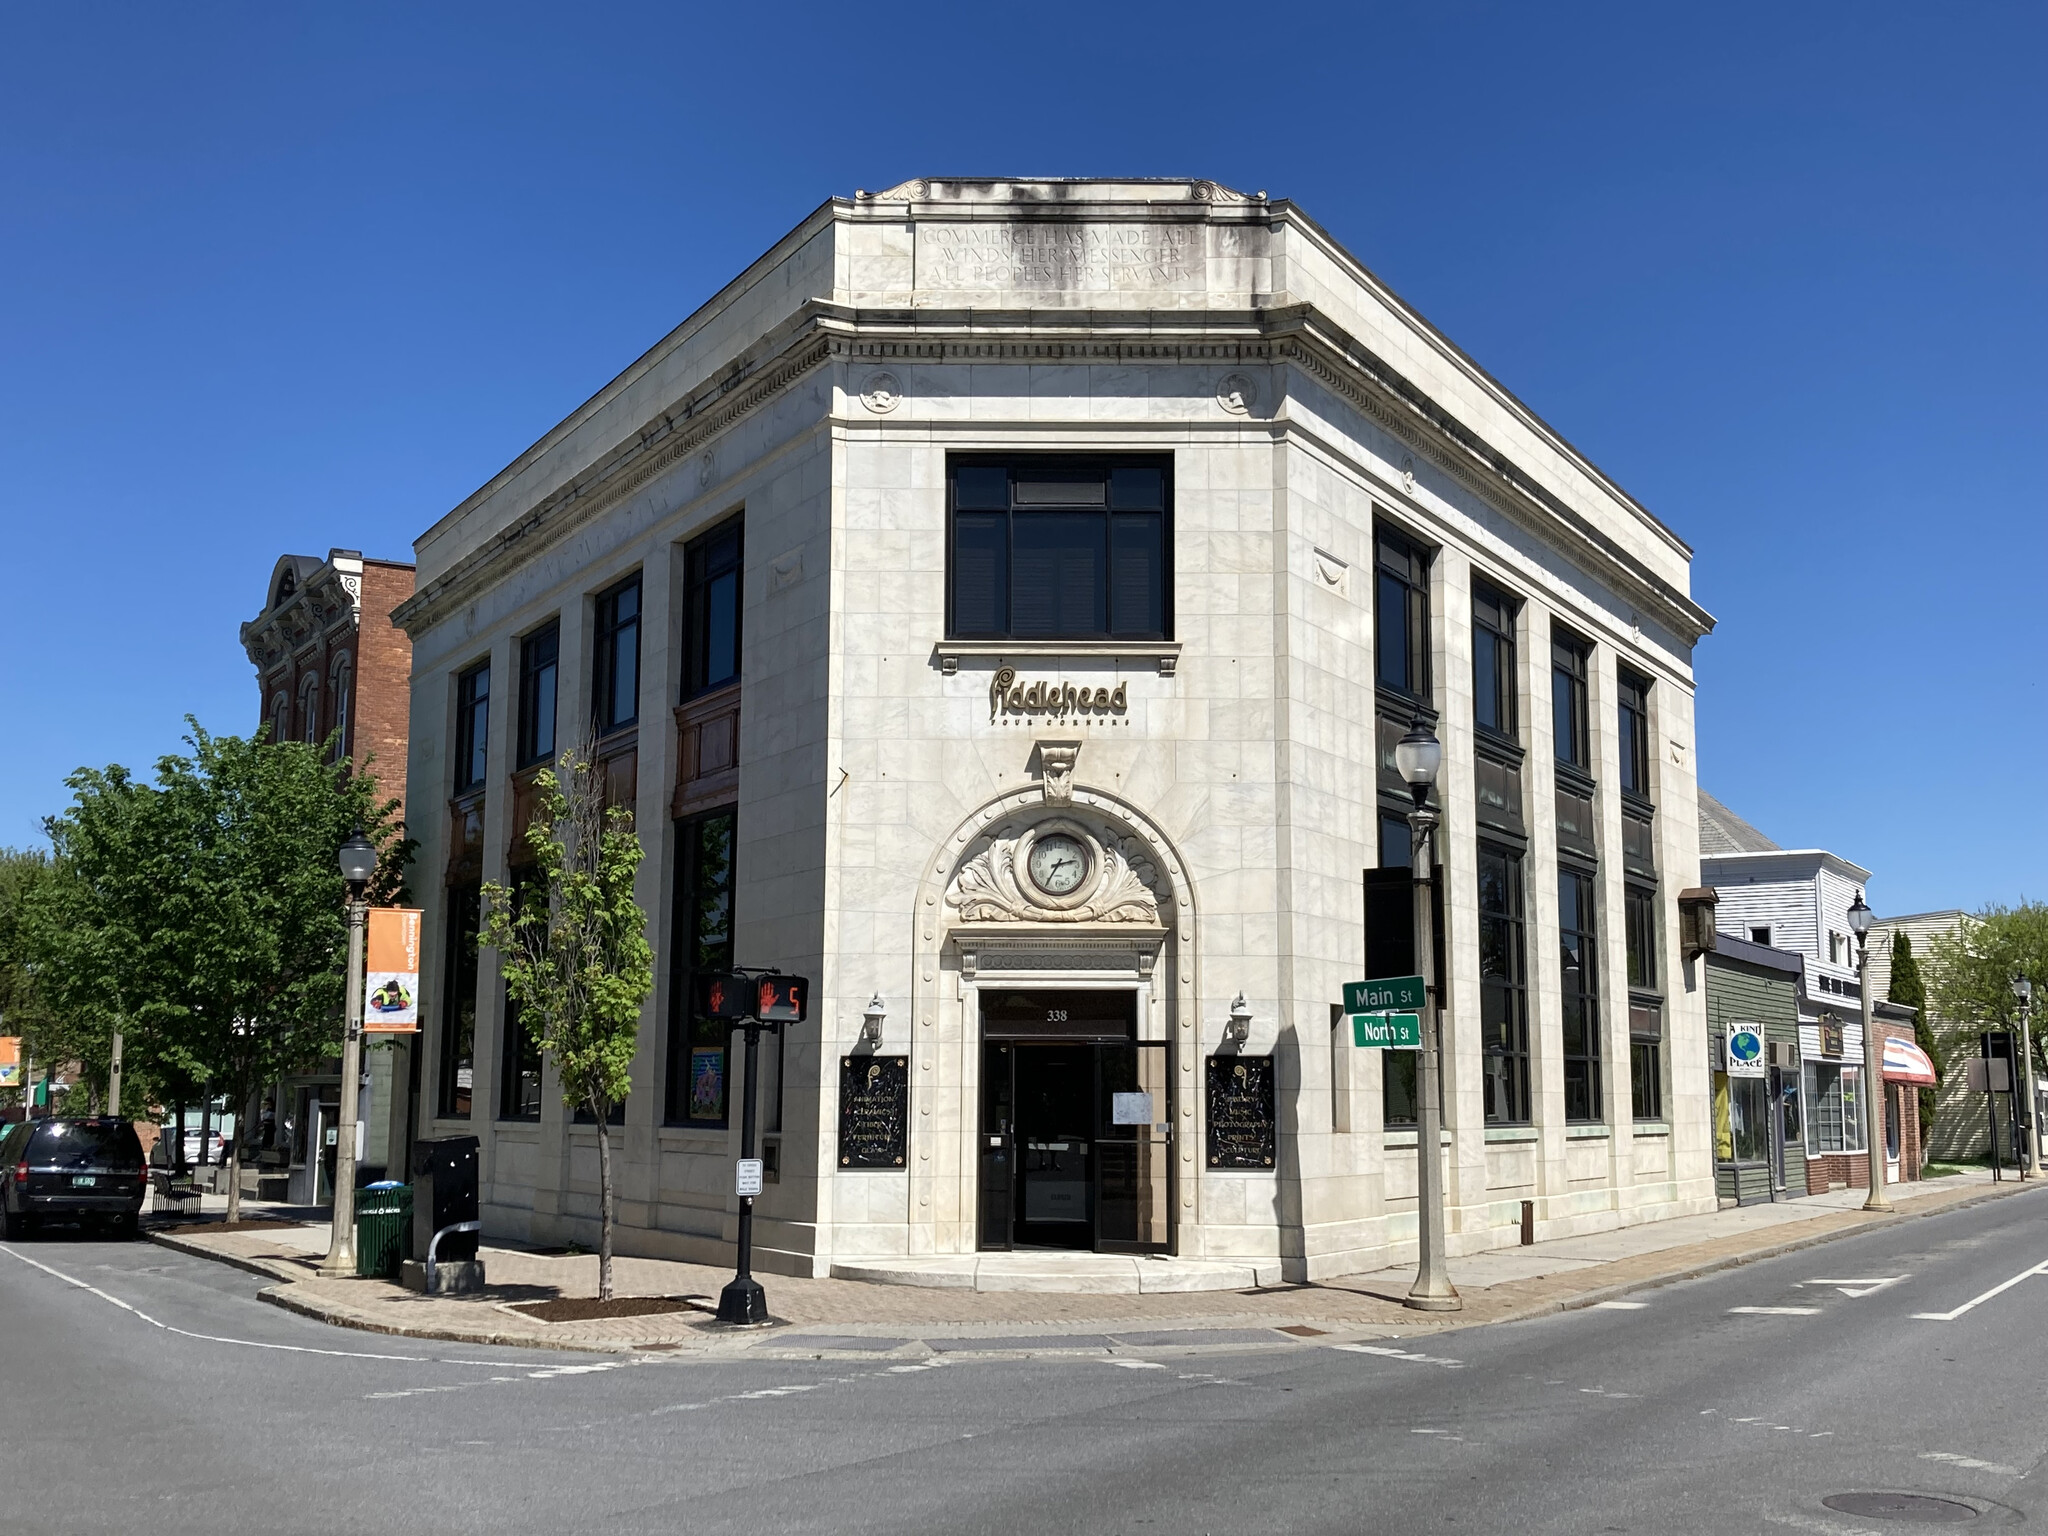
[{"xmin": 1729, "ymin": 1306, "xmax": 1820, "ymax": 1316}]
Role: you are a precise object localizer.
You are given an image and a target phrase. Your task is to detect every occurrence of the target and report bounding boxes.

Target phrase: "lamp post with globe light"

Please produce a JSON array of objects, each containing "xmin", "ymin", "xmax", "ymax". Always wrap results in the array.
[
  {"xmin": 1394, "ymin": 715, "xmax": 1458, "ymax": 1312},
  {"xmin": 2014, "ymin": 974, "xmax": 2036, "ymax": 1175},
  {"xmin": 319, "ymin": 828, "xmax": 378, "ymax": 1277},
  {"xmin": 1846, "ymin": 892, "xmax": 1889, "ymax": 1211}
]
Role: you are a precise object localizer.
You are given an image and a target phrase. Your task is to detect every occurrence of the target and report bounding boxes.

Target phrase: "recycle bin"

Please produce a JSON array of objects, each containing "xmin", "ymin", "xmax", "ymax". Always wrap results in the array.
[{"xmin": 354, "ymin": 1180, "xmax": 413, "ymax": 1279}]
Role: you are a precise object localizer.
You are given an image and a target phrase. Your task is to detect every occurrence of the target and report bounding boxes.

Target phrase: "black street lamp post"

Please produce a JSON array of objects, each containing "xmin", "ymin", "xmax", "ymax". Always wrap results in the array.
[{"xmin": 1394, "ymin": 715, "xmax": 1458, "ymax": 1312}]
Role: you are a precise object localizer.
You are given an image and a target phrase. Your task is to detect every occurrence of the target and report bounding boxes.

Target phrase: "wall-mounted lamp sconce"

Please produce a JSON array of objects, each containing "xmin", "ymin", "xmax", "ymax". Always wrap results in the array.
[
  {"xmin": 860, "ymin": 993, "xmax": 886, "ymax": 1047},
  {"xmin": 1224, "ymin": 993, "xmax": 1253, "ymax": 1046}
]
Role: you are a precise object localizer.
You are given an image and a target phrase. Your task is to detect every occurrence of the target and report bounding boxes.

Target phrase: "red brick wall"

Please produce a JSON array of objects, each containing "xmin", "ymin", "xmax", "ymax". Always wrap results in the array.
[{"xmin": 353, "ymin": 560, "xmax": 416, "ymax": 825}]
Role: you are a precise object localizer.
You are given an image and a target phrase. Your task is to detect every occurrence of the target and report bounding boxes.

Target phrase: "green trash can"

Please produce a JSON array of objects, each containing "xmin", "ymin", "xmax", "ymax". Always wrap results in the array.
[{"xmin": 354, "ymin": 1181, "xmax": 413, "ymax": 1279}]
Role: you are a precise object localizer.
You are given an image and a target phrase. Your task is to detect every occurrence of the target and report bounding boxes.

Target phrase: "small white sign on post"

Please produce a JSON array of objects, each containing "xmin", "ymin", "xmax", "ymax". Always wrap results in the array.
[
  {"xmin": 1111, "ymin": 1091, "xmax": 1153, "ymax": 1126},
  {"xmin": 735, "ymin": 1157, "xmax": 764, "ymax": 1197}
]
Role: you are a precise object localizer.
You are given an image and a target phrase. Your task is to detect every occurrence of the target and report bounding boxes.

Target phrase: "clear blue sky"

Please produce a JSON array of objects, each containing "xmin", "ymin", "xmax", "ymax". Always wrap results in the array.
[{"xmin": 2, "ymin": 3, "xmax": 2040, "ymax": 917}]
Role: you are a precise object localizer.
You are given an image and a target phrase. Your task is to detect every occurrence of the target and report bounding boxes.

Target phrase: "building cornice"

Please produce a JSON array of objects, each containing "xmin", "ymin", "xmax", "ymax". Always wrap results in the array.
[
  {"xmin": 241, "ymin": 564, "xmax": 363, "ymax": 672},
  {"xmin": 393, "ymin": 302, "xmax": 1714, "ymax": 645}
]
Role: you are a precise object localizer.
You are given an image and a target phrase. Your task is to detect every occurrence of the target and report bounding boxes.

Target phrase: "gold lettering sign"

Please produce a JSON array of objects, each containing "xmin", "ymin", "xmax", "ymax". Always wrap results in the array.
[{"xmin": 988, "ymin": 666, "xmax": 1127, "ymax": 722}]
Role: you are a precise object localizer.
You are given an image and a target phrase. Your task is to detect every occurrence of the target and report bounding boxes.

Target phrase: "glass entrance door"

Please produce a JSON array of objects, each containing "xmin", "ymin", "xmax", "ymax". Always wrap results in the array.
[{"xmin": 1096, "ymin": 1041, "xmax": 1170, "ymax": 1252}]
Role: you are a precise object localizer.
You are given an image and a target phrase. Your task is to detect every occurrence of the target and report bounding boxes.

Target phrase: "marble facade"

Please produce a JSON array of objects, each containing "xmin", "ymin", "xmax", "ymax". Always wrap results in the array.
[{"xmin": 393, "ymin": 178, "xmax": 1717, "ymax": 1280}]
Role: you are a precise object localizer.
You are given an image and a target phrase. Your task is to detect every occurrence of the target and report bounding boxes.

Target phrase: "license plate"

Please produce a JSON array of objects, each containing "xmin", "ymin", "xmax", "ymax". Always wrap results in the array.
[{"xmin": 72, "ymin": 1175, "xmax": 96, "ymax": 1187}]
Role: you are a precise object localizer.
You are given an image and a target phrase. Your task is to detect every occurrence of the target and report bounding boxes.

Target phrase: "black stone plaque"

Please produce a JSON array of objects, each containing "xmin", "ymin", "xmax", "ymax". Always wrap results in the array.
[
  {"xmin": 1206, "ymin": 1054, "xmax": 1277, "ymax": 1170},
  {"xmin": 839, "ymin": 1055, "xmax": 910, "ymax": 1169}
]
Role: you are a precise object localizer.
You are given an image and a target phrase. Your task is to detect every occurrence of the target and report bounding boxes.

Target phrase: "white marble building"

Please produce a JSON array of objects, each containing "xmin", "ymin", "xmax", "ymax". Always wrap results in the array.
[{"xmin": 392, "ymin": 177, "xmax": 1717, "ymax": 1282}]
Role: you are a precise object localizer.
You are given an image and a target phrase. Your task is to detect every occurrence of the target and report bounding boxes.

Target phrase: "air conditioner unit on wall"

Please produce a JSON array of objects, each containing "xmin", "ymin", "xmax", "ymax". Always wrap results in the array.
[{"xmin": 1769, "ymin": 1042, "xmax": 1799, "ymax": 1069}]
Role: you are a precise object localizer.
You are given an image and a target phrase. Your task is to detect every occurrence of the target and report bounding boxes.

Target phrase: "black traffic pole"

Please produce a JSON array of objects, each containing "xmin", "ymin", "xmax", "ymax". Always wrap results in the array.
[{"xmin": 717, "ymin": 1016, "xmax": 771, "ymax": 1325}]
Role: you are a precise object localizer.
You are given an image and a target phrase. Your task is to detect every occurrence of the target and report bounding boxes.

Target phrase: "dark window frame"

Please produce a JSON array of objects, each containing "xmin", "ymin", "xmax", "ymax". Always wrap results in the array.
[
  {"xmin": 1471, "ymin": 577, "xmax": 1519, "ymax": 744},
  {"xmin": 683, "ymin": 516, "xmax": 745, "ymax": 700},
  {"xmin": 666, "ymin": 805, "xmax": 739, "ymax": 1128},
  {"xmin": 516, "ymin": 622, "xmax": 561, "ymax": 770},
  {"xmin": 592, "ymin": 573, "xmax": 642, "ymax": 737},
  {"xmin": 1552, "ymin": 627, "xmax": 1592, "ymax": 774},
  {"xmin": 1559, "ymin": 866, "xmax": 1604, "ymax": 1124},
  {"xmin": 454, "ymin": 661, "xmax": 490, "ymax": 794},
  {"xmin": 1617, "ymin": 666, "xmax": 1652, "ymax": 800},
  {"xmin": 945, "ymin": 455, "xmax": 1173, "ymax": 643},
  {"xmin": 438, "ymin": 882, "xmax": 481, "ymax": 1119},
  {"xmin": 1479, "ymin": 841, "xmax": 1532, "ymax": 1125},
  {"xmin": 1374, "ymin": 524, "xmax": 1433, "ymax": 702},
  {"xmin": 497, "ymin": 868, "xmax": 544, "ymax": 1121}
]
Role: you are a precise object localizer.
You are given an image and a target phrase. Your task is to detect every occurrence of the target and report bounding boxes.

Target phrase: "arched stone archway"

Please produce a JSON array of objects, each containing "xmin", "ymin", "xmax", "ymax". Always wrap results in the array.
[{"xmin": 896, "ymin": 785, "xmax": 1206, "ymax": 1258}]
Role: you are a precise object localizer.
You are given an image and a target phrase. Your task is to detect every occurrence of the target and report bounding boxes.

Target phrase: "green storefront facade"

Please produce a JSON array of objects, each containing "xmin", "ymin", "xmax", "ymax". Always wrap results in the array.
[{"xmin": 1703, "ymin": 936, "xmax": 1803, "ymax": 1205}]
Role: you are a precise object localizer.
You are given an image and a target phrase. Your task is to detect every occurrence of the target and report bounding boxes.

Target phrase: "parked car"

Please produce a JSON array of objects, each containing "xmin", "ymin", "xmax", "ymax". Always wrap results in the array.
[
  {"xmin": 179, "ymin": 1129, "xmax": 226, "ymax": 1165},
  {"xmin": 1, "ymin": 1118, "xmax": 147, "ymax": 1239}
]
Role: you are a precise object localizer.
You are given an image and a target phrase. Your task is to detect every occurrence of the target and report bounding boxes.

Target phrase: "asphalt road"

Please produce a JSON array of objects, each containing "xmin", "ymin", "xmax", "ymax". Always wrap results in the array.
[{"xmin": 5, "ymin": 1186, "xmax": 2048, "ymax": 1535}]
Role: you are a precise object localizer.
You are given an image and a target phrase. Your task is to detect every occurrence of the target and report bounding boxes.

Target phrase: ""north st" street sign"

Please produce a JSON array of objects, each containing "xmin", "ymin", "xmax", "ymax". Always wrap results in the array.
[{"xmin": 1350, "ymin": 1013, "xmax": 1423, "ymax": 1049}]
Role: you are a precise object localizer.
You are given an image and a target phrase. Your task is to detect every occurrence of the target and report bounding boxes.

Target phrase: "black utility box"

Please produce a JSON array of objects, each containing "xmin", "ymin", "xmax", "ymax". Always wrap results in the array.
[{"xmin": 411, "ymin": 1135, "xmax": 480, "ymax": 1263}]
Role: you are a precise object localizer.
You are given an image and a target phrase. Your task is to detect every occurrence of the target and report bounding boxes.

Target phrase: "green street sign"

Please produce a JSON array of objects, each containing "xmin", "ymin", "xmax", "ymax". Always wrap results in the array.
[
  {"xmin": 1344, "ymin": 976, "xmax": 1425, "ymax": 1013},
  {"xmin": 1350, "ymin": 1012, "xmax": 1423, "ymax": 1048}
]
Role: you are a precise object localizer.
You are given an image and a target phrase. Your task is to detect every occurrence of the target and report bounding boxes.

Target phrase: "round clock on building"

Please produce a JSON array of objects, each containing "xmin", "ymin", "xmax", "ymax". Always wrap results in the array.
[{"xmin": 1027, "ymin": 833, "xmax": 1090, "ymax": 897}]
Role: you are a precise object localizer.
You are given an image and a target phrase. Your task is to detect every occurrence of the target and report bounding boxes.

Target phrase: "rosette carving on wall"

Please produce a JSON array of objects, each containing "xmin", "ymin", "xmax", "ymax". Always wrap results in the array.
[{"xmin": 945, "ymin": 818, "xmax": 1164, "ymax": 925}]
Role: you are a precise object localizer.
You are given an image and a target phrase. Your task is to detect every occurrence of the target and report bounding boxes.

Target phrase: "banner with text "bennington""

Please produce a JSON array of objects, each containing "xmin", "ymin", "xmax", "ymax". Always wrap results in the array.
[{"xmin": 364, "ymin": 907, "xmax": 424, "ymax": 1031}]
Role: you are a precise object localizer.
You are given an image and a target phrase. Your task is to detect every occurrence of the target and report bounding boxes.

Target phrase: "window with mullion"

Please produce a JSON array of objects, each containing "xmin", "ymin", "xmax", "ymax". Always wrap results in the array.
[
  {"xmin": 1472, "ymin": 578, "xmax": 1519, "ymax": 742},
  {"xmin": 667, "ymin": 808, "xmax": 737, "ymax": 1126},
  {"xmin": 593, "ymin": 575, "xmax": 641, "ymax": 736},
  {"xmin": 516, "ymin": 624, "xmax": 560, "ymax": 769},
  {"xmin": 1624, "ymin": 882, "xmax": 1662, "ymax": 1120},
  {"xmin": 497, "ymin": 865, "xmax": 545, "ymax": 1121},
  {"xmin": 1552, "ymin": 630, "xmax": 1591, "ymax": 773},
  {"xmin": 684, "ymin": 517, "xmax": 744, "ymax": 699},
  {"xmin": 454, "ymin": 662, "xmax": 490, "ymax": 793},
  {"xmin": 438, "ymin": 883, "xmax": 481, "ymax": 1118},
  {"xmin": 1479, "ymin": 843, "xmax": 1531, "ymax": 1124},
  {"xmin": 946, "ymin": 458, "xmax": 1169, "ymax": 642},
  {"xmin": 1374, "ymin": 526, "xmax": 1432, "ymax": 701},
  {"xmin": 1559, "ymin": 867, "xmax": 1603, "ymax": 1122},
  {"xmin": 1617, "ymin": 668, "xmax": 1652, "ymax": 799}
]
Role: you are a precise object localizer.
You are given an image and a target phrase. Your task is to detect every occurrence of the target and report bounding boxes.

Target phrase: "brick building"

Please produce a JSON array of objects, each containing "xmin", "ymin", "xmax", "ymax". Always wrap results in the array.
[
  {"xmin": 240, "ymin": 548, "xmax": 417, "ymax": 1198},
  {"xmin": 240, "ymin": 549, "xmax": 416, "ymax": 818}
]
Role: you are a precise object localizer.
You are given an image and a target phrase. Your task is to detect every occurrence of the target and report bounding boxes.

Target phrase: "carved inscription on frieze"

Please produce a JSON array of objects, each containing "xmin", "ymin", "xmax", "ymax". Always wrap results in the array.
[{"xmin": 917, "ymin": 223, "xmax": 1202, "ymax": 291}]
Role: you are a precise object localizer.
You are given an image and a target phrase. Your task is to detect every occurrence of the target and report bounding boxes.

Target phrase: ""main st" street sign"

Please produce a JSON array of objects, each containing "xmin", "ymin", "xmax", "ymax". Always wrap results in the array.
[{"xmin": 1344, "ymin": 975, "xmax": 1425, "ymax": 1014}]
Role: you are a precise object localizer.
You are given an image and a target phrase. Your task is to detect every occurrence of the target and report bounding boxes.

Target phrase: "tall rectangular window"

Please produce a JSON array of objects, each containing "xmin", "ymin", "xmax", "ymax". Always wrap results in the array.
[
  {"xmin": 1552, "ymin": 630, "xmax": 1591, "ymax": 772},
  {"xmin": 1559, "ymin": 868, "xmax": 1602, "ymax": 1122},
  {"xmin": 1803, "ymin": 1063, "xmax": 1865, "ymax": 1153},
  {"xmin": 1479, "ymin": 844, "xmax": 1530, "ymax": 1124},
  {"xmin": 1373, "ymin": 830, "xmax": 1419, "ymax": 1128},
  {"xmin": 498, "ymin": 870, "xmax": 544, "ymax": 1120},
  {"xmin": 1625, "ymin": 885, "xmax": 1658, "ymax": 991},
  {"xmin": 1374, "ymin": 527, "xmax": 1431, "ymax": 700},
  {"xmin": 593, "ymin": 575, "xmax": 641, "ymax": 735},
  {"xmin": 517, "ymin": 623, "xmax": 560, "ymax": 768},
  {"xmin": 1630, "ymin": 1001, "xmax": 1664, "ymax": 1121},
  {"xmin": 946, "ymin": 458, "xmax": 1170, "ymax": 641},
  {"xmin": 1471, "ymin": 579, "xmax": 1518, "ymax": 741},
  {"xmin": 684, "ymin": 517, "xmax": 744, "ymax": 698},
  {"xmin": 1617, "ymin": 668, "xmax": 1651, "ymax": 798},
  {"xmin": 667, "ymin": 808, "xmax": 737, "ymax": 1126},
  {"xmin": 438, "ymin": 883, "xmax": 481, "ymax": 1119},
  {"xmin": 454, "ymin": 662, "xmax": 490, "ymax": 793}
]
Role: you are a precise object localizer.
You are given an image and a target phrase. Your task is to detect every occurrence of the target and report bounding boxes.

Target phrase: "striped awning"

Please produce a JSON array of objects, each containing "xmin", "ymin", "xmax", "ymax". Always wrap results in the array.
[{"xmin": 1882, "ymin": 1036, "xmax": 1937, "ymax": 1084}]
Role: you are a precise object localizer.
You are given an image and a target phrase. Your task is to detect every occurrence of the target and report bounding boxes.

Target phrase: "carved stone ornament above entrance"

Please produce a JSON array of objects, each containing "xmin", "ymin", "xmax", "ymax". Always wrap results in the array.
[
  {"xmin": 946, "ymin": 816, "xmax": 1163, "ymax": 925},
  {"xmin": 1035, "ymin": 739, "xmax": 1081, "ymax": 804}
]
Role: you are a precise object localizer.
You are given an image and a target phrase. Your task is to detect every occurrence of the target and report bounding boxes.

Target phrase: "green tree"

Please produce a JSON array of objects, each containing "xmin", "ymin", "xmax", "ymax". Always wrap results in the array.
[
  {"xmin": 479, "ymin": 743, "xmax": 652, "ymax": 1301},
  {"xmin": 37, "ymin": 722, "xmax": 407, "ymax": 1219},
  {"xmin": 1926, "ymin": 902, "xmax": 2048, "ymax": 1079},
  {"xmin": 1888, "ymin": 930, "xmax": 1940, "ymax": 1155}
]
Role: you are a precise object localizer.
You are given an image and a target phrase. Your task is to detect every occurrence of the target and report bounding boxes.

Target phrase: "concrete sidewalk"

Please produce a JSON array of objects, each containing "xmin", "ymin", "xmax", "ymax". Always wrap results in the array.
[{"xmin": 145, "ymin": 1169, "xmax": 2033, "ymax": 1357}]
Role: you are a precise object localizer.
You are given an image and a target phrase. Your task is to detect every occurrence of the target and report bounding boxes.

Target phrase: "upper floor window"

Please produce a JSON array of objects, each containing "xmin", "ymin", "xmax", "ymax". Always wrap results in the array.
[
  {"xmin": 274, "ymin": 570, "xmax": 296, "ymax": 607},
  {"xmin": 947, "ymin": 457, "xmax": 1170, "ymax": 642},
  {"xmin": 685, "ymin": 517, "xmax": 744, "ymax": 698},
  {"xmin": 1750, "ymin": 925, "xmax": 1772, "ymax": 946},
  {"xmin": 1552, "ymin": 629, "xmax": 1591, "ymax": 773},
  {"xmin": 269, "ymin": 693, "xmax": 288, "ymax": 743},
  {"xmin": 1625, "ymin": 884, "xmax": 1659, "ymax": 991},
  {"xmin": 517, "ymin": 623, "xmax": 559, "ymax": 769},
  {"xmin": 1374, "ymin": 527, "xmax": 1431, "ymax": 700},
  {"xmin": 1472, "ymin": 578, "xmax": 1518, "ymax": 741},
  {"xmin": 454, "ymin": 662, "xmax": 490, "ymax": 792},
  {"xmin": 330, "ymin": 657, "xmax": 353, "ymax": 761},
  {"xmin": 593, "ymin": 575, "xmax": 641, "ymax": 735},
  {"xmin": 1617, "ymin": 668, "xmax": 1651, "ymax": 798},
  {"xmin": 299, "ymin": 676, "xmax": 321, "ymax": 745}
]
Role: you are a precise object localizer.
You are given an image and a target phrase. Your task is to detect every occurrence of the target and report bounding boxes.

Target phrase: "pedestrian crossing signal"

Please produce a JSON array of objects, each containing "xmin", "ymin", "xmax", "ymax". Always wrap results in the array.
[
  {"xmin": 756, "ymin": 975, "xmax": 808, "ymax": 1023},
  {"xmin": 697, "ymin": 972, "xmax": 751, "ymax": 1019}
]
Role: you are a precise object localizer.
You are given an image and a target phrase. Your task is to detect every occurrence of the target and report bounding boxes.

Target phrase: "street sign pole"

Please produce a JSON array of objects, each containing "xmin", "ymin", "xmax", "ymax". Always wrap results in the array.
[
  {"xmin": 1406, "ymin": 803, "xmax": 1459, "ymax": 1313},
  {"xmin": 717, "ymin": 1015, "xmax": 770, "ymax": 1325}
]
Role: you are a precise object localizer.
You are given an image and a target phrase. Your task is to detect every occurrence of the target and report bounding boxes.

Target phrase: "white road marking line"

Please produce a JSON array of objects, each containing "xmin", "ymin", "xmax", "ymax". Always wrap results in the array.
[
  {"xmin": 1801, "ymin": 1277, "xmax": 1905, "ymax": 1298},
  {"xmin": 1332, "ymin": 1343, "xmax": 1463, "ymax": 1369},
  {"xmin": 1592, "ymin": 1301, "xmax": 1648, "ymax": 1310},
  {"xmin": 1921, "ymin": 1450, "xmax": 2021, "ymax": 1476},
  {"xmin": 1912, "ymin": 1258, "xmax": 2048, "ymax": 1322},
  {"xmin": 1729, "ymin": 1306, "xmax": 1821, "ymax": 1316},
  {"xmin": 1106, "ymin": 1359, "xmax": 1168, "ymax": 1370}
]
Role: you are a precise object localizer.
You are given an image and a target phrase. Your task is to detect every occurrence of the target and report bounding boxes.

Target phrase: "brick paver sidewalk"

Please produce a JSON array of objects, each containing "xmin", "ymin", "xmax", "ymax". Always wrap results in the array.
[{"xmin": 145, "ymin": 1173, "xmax": 2038, "ymax": 1356}]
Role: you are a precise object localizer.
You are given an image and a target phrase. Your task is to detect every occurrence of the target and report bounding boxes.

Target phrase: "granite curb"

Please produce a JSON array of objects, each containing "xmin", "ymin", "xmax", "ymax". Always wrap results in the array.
[{"xmin": 142, "ymin": 1175, "xmax": 2044, "ymax": 1359}]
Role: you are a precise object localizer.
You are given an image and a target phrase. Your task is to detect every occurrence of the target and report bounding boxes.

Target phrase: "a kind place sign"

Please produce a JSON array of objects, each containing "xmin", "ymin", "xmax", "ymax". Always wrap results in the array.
[{"xmin": 1343, "ymin": 976, "xmax": 1425, "ymax": 1049}]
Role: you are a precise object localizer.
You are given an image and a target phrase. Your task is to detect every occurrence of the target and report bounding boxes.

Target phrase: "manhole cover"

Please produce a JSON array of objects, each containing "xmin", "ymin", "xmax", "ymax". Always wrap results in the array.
[{"xmin": 1822, "ymin": 1492, "xmax": 1978, "ymax": 1523}]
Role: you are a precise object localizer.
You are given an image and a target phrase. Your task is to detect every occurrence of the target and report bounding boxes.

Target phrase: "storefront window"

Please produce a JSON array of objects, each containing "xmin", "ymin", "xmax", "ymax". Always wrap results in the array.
[
  {"xmin": 1728, "ymin": 1076, "xmax": 1769, "ymax": 1162},
  {"xmin": 667, "ymin": 808, "xmax": 737, "ymax": 1126},
  {"xmin": 1803, "ymin": 1062, "xmax": 1865, "ymax": 1153}
]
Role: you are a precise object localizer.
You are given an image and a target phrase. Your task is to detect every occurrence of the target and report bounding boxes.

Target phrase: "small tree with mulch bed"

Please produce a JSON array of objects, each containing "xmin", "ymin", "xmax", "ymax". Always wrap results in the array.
[{"xmin": 480, "ymin": 742, "xmax": 652, "ymax": 1303}]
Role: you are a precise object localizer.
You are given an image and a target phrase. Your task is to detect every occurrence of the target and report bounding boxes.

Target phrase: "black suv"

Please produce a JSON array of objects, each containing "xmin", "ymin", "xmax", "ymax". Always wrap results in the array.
[{"xmin": 1, "ymin": 1119, "xmax": 147, "ymax": 1239}]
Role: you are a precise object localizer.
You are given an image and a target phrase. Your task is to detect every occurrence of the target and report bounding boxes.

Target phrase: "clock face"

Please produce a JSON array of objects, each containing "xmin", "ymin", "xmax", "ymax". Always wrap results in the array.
[{"xmin": 1027, "ymin": 833, "xmax": 1089, "ymax": 897}]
